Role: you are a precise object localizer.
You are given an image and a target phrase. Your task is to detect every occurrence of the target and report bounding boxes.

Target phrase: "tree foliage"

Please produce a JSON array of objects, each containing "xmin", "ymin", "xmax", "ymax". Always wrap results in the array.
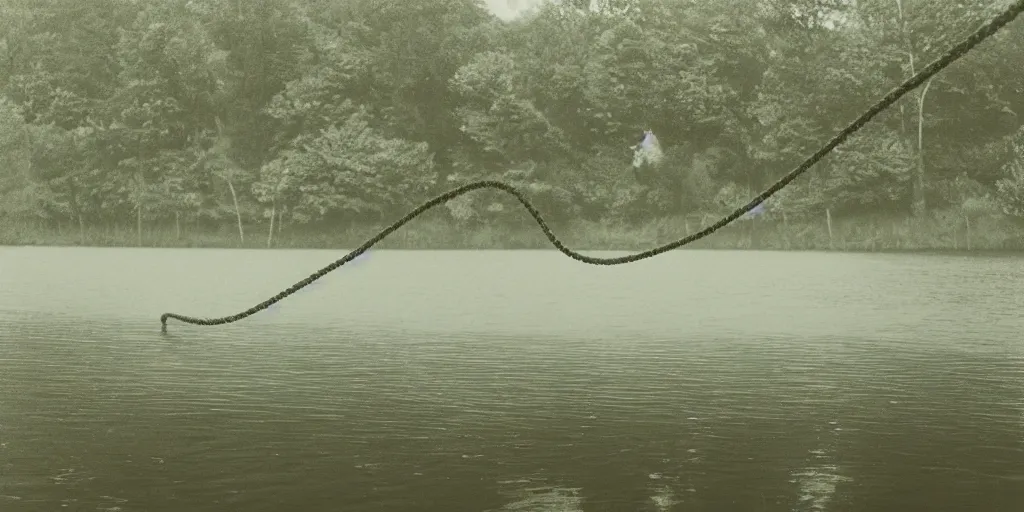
[{"xmin": 1, "ymin": 0, "xmax": 1022, "ymax": 236}]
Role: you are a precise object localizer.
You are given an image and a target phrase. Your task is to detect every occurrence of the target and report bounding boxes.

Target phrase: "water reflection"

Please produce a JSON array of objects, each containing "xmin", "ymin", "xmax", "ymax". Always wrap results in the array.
[
  {"xmin": 494, "ymin": 482, "xmax": 583, "ymax": 511},
  {"xmin": 790, "ymin": 421, "xmax": 851, "ymax": 511}
]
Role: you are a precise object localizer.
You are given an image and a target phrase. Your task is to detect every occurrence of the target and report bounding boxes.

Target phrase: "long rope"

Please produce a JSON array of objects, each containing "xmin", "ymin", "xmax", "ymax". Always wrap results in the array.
[{"xmin": 161, "ymin": 0, "xmax": 1024, "ymax": 333}]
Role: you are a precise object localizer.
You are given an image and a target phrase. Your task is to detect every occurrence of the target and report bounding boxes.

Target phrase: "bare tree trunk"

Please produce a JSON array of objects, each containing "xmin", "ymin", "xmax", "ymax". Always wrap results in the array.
[
  {"xmin": 826, "ymin": 208, "xmax": 834, "ymax": 250},
  {"xmin": 914, "ymin": 79, "xmax": 932, "ymax": 216},
  {"xmin": 782, "ymin": 209, "xmax": 789, "ymax": 250},
  {"xmin": 894, "ymin": 0, "xmax": 928, "ymax": 215},
  {"xmin": 212, "ymin": 116, "xmax": 245, "ymax": 245},
  {"xmin": 748, "ymin": 216, "xmax": 756, "ymax": 249},
  {"xmin": 136, "ymin": 203, "xmax": 142, "ymax": 247},
  {"xmin": 267, "ymin": 199, "xmax": 276, "ymax": 248},
  {"xmin": 135, "ymin": 172, "xmax": 144, "ymax": 247},
  {"xmin": 964, "ymin": 215, "xmax": 971, "ymax": 251},
  {"xmin": 224, "ymin": 176, "xmax": 244, "ymax": 244},
  {"xmin": 894, "ymin": 0, "xmax": 911, "ymax": 140}
]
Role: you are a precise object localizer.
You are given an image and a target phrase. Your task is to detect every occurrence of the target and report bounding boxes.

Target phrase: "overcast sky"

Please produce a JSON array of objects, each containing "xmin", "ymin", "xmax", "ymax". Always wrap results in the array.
[{"xmin": 483, "ymin": 0, "xmax": 548, "ymax": 21}]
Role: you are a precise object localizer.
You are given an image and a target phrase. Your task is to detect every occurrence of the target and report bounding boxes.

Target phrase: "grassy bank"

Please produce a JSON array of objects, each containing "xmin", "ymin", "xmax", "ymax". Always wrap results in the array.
[{"xmin": 2, "ymin": 211, "xmax": 1022, "ymax": 252}]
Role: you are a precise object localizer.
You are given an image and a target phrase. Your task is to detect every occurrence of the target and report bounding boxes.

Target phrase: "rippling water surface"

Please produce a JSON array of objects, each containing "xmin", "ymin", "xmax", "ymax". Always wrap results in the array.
[{"xmin": 1, "ymin": 247, "xmax": 1022, "ymax": 511}]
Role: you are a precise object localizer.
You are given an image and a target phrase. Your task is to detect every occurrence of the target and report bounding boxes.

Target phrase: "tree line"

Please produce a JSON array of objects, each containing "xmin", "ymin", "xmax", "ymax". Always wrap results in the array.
[{"xmin": 1, "ymin": 0, "xmax": 1023, "ymax": 246}]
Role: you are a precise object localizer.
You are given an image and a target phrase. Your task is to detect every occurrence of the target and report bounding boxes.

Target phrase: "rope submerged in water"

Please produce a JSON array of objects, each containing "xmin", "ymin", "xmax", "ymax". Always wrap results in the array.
[{"xmin": 160, "ymin": 0, "xmax": 1024, "ymax": 333}]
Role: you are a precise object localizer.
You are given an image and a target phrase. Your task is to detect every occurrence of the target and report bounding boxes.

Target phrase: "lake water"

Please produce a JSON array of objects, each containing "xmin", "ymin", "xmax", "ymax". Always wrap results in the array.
[{"xmin": 1, "ymin": 247, "xmax": 1022, "ymax": 511}]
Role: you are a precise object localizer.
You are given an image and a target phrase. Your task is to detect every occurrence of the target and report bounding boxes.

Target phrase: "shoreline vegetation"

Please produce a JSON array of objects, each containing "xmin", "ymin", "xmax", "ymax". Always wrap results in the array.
[
  {"xmin": 4, "ymin": 211, "xmax": 1022, "ymax": 252},
  {"xmin": 3, "ymin": 2, "xmax": 1024, "ymax": 256}
]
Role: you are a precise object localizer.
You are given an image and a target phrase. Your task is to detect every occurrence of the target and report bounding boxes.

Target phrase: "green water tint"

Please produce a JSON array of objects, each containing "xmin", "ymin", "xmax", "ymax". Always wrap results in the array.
[{"xmin": 1, "ymin": 248, "xmax": 1022, "ymax": 511}]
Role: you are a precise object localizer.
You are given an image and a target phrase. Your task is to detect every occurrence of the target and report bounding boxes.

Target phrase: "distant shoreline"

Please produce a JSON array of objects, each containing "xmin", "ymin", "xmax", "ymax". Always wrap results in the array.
[
  {"xmin": 3, "ymin": 213, "xmax": 1022, "ymax": 252},
  {"xmin": 5, "ymin": 245, "xmax": 1024, "ymax": 258}
]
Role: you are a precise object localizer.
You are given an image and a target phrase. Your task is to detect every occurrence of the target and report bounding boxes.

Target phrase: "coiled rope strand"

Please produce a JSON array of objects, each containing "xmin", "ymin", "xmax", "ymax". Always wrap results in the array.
[{"xmin": 161, "ymin": 0, "xmax": 1024, "ymax": 333}]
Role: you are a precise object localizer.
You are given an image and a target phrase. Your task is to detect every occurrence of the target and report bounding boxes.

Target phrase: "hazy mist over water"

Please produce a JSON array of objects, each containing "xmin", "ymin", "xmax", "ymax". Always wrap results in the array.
[{"xmin": 1, "ymin": 247, "xmax": 1023, "ymax": 511}]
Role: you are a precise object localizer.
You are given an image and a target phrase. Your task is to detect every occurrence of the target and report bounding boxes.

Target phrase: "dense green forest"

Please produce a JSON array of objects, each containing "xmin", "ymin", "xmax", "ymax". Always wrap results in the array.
[{"xmin": 1, "ymin": 0, "xmax": 1023, "ymax": 250}]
